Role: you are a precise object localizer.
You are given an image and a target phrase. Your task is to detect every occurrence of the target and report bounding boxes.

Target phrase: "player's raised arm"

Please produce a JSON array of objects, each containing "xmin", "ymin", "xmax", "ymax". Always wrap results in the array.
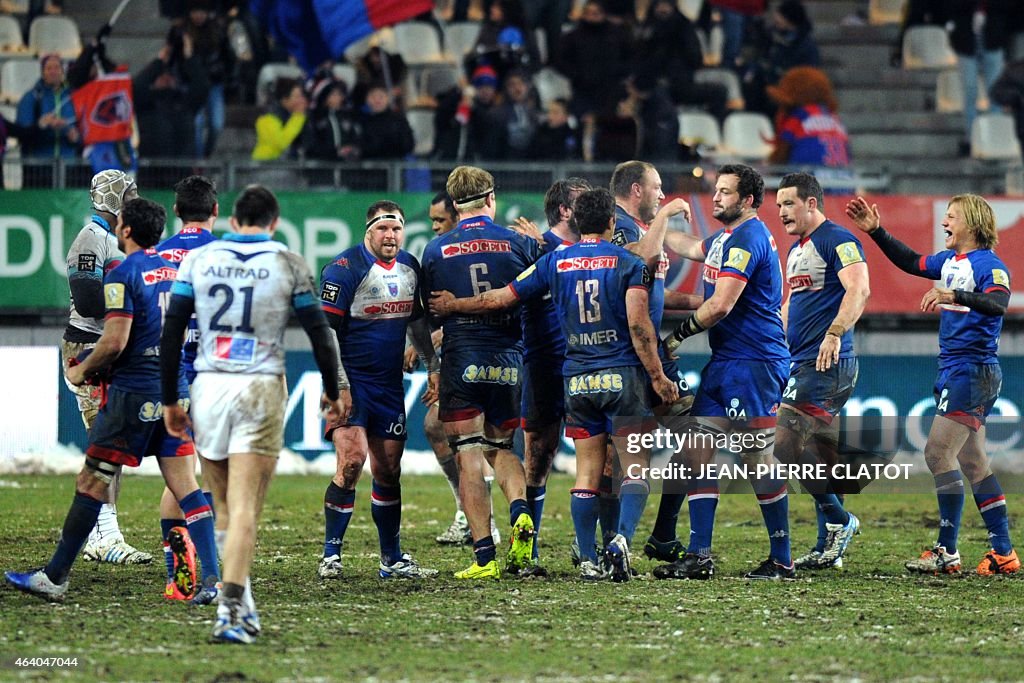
[{"xmin": 845, "ymin": 196, "xmax": 930, "ymax": 278}]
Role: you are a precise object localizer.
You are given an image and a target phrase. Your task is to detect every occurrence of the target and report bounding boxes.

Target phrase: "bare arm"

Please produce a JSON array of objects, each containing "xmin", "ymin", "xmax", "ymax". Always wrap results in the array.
[
  {"xmin": 67, "ymin": 316, "xmax": 130, "ymax": 385},
  {"xmin": 816, "ymin": 261, "xmax": 870, "ymax": 371},
  {"xmin": 663, "ymin": 290, "xmax": 703, "ymax": 310},
  {"xmin": 627, "ymin": 288, "xmax": 678, "ymax": 404},
  {"xmin": 663, "ymin": 275, "xmax": 747, "ymax": 354},
  {"xmin": 626, "ymin": 198, "xmax": 691, "ymax": 269},
  {"xmin": 664, "ymin": 230, "xmax": 706, "ymax": 262},
  {"xmin": 429, "ymin": 284, "xmax": 518, "ymax": 316}
]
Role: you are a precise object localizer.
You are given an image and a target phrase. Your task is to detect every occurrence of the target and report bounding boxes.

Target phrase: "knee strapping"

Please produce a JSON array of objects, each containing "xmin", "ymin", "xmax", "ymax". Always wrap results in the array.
[
  {"xmin": 449, "ymin": 433, "xmax": 485, "ymax": 453},
  {"xmin": 482, "ymin": 436, "xmax": 514, "ymax": 450},
  {"xmin": 84, "ymin": 456, "xmax": 120, "ymax": 485}
]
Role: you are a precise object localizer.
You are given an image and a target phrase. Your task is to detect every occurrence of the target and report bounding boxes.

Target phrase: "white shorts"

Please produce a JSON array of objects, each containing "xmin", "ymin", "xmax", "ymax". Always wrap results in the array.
[{"xmin": 191, "ymin": 373, "xmax": 288, "ymax": 460}]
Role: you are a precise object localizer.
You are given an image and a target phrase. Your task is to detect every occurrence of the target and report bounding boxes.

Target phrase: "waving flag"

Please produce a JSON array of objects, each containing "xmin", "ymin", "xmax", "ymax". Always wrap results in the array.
[
  {"xmin": 253, "ymin": 0, "xmax": 433, "ymax": 73},
  {"xmin": 70, "ymin": 73, "xmax": 134, "ymax": 145}
]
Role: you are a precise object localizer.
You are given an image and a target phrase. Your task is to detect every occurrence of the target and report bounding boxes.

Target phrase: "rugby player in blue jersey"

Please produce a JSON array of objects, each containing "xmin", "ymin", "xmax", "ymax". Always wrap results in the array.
[
  {"xmin": 654, "ymin": 164, "xmax": 793, "ymax": 580},
  {"xmin": 432, "ymin": 188, "xmax": 681, "ymax": 581},
  {"xmin": 6, "ymin": 199, "xmax": 220, "ymax": 603},
  {"xmin": 846, "ymin": 193, "xmax": 1019, "ymax": 576},
  {"xmin": 155, "ymin": 175, "xmax": 220, "ymax": 600},
  {"xmin": 775, "ymin": 172, "xmax": 870, "ymax": 570},
  {"xmin": 317, "ymin": 200, "xmax": 441, "ymax": 580},
  {"xmin": 421, "ymin": 166, "xmax": 541, "ymax": 580}
]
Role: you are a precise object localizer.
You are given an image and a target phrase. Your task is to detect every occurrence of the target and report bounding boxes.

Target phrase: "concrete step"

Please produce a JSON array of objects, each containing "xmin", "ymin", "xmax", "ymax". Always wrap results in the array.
[
  {"xmin": 889, "ymin": 168, "xmax": 1010, "ymax": 195},
  {"xmin": 816, "ymin": 24, "xmax": 901, "ymax": 45},
  {"xmin": 851, "ymin": 131, "xmax": 961, "ymax": 159},
  {"xmin": 803, "ymin": 0, "xmax": 865, "ymax": 27},
  {"xmin": 104, "ymin": 36, "xmax": 166, "ymax": 74},
  {"xmin": 828, "ymin": 66, "xmax": 937, "ymax": 89},
  {"xmin": 843, "ymin": 111, "xmax": 961, "ymax": 134},
  {"xmin": 823, "ymin": 43, "xmax": 898, "ymax": 69},
  {"xmin": 838, "ymin": 85, "xmax": 933, "ymax": 112}
]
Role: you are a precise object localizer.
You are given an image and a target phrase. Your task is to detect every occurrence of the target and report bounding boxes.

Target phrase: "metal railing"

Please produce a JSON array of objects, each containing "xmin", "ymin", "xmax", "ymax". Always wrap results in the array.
[{"xmin": 4, "ymin": 157, "xmax": 898, "ymax": 194}]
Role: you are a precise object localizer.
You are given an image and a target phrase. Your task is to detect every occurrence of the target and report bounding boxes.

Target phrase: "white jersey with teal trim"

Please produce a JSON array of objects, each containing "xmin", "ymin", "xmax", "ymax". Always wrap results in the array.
[
  {"xmin": 175, "ymin": 234, "xmax": 317, "ymax": 376},
  {"xmin": 66, "ymin": 217, "xmax": 124, "ymax": 336}
]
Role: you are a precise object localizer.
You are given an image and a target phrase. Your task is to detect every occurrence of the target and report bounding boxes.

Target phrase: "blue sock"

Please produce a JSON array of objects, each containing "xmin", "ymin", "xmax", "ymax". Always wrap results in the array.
[
  {"xmin": 570, "ymin": 489, "xmax": 600, "ymax": 563},
  {"xmin": 598, "ymin": 475, "xmax": 619, "ymax": 544},
  {"xmin": 526, "ymin": 485, "xmax": 545, "ymax": 560},
  {"xmin": 652, "ymin": 493, "xmax": 686, "ymax": 543},
  {"xmin": 203, "ymin": 490, "xmax": 215, "ymax": 517},
  {"xmin": 686, "ymin": 479, "xmax": 719, "ymax": 557},
  {"xmin": 161, "ymin": 517, "xmax": 184, "ymax": 583},
  {"xmin": 45, "ymin": 492, "xmax": 103, "ymax": 585},
  {"xmin": 812, "ymin": 493, "xmax": 849, "ymax": 527},
  {"xmin": 509, "ymin": 498, "xmax": 530, "ymax": 528},
  {"xmin": 754, "ymin": 478, "xmax": 791, "ymax": 566},
  {"xmin": 179, "ymin": 489, "xmax": 219, "ymax": 583},
  {"xmin": 323, "ymin": 482, "xmax": 355, "ymax": 558},
  {"xmin": 473, "ymin": 535, "xmax": 496, "ymax": 566},
  {"xmin": 973, "ymin": 474, "xmax": 1012, "ymax": 555},
  {"xmin": 371, "ymin": 481, "xmax": 402, "ymax": 565},
  {"xmin": 934, "ymin": 471, "xmax": 964, "ymax": 553},
  {"xmin": 617, "ymin": 478, "xmax": 650, "ymax": 545}
]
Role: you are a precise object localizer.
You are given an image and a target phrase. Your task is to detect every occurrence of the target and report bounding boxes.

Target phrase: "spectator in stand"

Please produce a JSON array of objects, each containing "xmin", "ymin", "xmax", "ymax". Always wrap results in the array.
[
  {"xmin": 555, "ymin": 0, "xmax": 633, "ymax": 120},
  {"xmin": 522, "ymin": 0, "xmax": 572, "ymax": 68},
  {"xmin": 469, "ymin": 0, "xmax": 540, "ymax": 81},
  {"xmin": 767, "ymin": 66, "xmax": 850, "ymax": 168},
  {"xmin": 991, "ymin": 59, "xmax": 1024, "ymax": 148},
  {"xmin": 631, "ymin": 73, "xmax": 680, "ymax": 162},
  {"xmin": 252, "ymin": 77, "xmax": 307, "ymax": 160},
  {"xmin": 0, "ymin": 113, "xmax": 34, "ymax": 188},
  {"xmin": 359, "ymin": 82, "xmax": 414, "ymax": 160},
  {"xmin": 945, "ymin": 0, "xmax": 1015, "ymax": 155},
  {"xmin": 134, "ymin": 31, "xmax": 210, "ymax": 160},
  {"xmin": 305, "ymin": 79, "xmax": 361, "ymax": 162},
  {"xmin": 635, "ymin": 0, "xmax": 729, "ymax": 121},
  {"xmin": 742, "ymin": 0, "xmax": 820, "ymax": 115},
  {"xmin": 529, "ymin": 97, "xmax": 580, "ymax": 160},
  {"xmin": 184, "ymin": 0, "xmax": 233, "ymax": 158},
  {"xmin": 890, "ymin": 0, "xmax": 945, "ymax": 67},
  {"xmin": 591, "ymin": 82, "xmax": 638, "ymax": 161},
  {"xmin": 351, "ymin": 46, "xmax": 409, "ymax": 110},
  {"xmin": 710, "ymin": 0, "xmax": 767, "ymax": 70},
  {"xmin": 434, "ymin": 65, "xmax": 507, "ymax": 161},
  {"xmin": 16, "ymin": 54, "xmax": 79, "ymax": 188},
  {"xmin": 497, "ymin": 69, "xmax": 540, "ymax": 159}
]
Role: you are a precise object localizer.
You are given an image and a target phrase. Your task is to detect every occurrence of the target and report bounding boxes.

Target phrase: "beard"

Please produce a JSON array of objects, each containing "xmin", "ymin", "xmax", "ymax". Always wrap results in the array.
[{"xmin": 713, "ymin": 203, "xmax": 743, "ymax": 225}]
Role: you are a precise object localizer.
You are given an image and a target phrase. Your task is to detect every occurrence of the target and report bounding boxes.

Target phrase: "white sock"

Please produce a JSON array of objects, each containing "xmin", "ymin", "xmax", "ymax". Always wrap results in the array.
[
  {"xmin": 215, "ymin": 530, "xmax": 226, "ymax": 561},
  {"xmin": 438, "ymin": 455, "xmax": 462, "ymax": 510},
  {"xmin": 92, "ymin": 504, "xmax": 122, "ymax": 542},
  {"xmin": 243, "ymin": 576, "xmax": 255, "ymax": 612}
]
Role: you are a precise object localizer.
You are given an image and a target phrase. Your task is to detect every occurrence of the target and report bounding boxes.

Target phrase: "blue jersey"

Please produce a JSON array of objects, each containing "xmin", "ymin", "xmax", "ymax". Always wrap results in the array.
[
  {"xmin": 103, "ymin": 249, "xmax": 186, "ymax": 396},
  {"xmin": 158, "ymin": 227, "xmax": 218, "ymax": 379},
  {"xmin": 511, "ymin": 236, "xmax": 650, "ymax": 376},
  {"xmin": 919, "ymin": 249, "xmax": 1009, "ymax": 368},
  {"xmin": 319, "ymin": 244, "xmax": 423, "ymax": 384},
  {"xmin": 521, "ymin": 230, "xmax": 573, "ymax": 364},
  {"xmin": 421, "ymin": 215, "xmax": 539, "ymax": 354},
  {"xmin": 700, "ymin": 217, "xmax": 789, "ymax": 362},
  {"xmin": 785, "ymin": 220, "xmax": 865, "ymax": 362}
]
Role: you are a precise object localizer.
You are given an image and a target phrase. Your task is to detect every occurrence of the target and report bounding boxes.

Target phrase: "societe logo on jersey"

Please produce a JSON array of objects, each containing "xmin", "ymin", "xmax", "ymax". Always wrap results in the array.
[
  {"xmin": 788, "ymin": 274, "xmax": 813, "ymax": 289},
  {"xmin": 362, "ymin": 300, "xmax": 414, "ymax": 317},
  {"xmin": 556, "ymin": 256, "xmax": 618, "ymax": 272},
  {"xmin": 441, "ymin": 239, "xmax": 511, "ymax": 258},
  {"xmin": 142, "ymin": 266, "xmax": 178, "ymax": 286},
  {"xmin": 160, "ymin": 248, "xmax": 189, "ymax": 263}
]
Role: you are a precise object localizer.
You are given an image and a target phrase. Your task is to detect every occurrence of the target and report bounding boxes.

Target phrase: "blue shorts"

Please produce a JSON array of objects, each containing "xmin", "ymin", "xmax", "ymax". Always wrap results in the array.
[
  {"xmin": 692, "ymin": 358, "xmax": 788, "ymax": 427},
  {"xmin": 86, "ymin": 387, "xmax": 194, "ymax": 467},
  {"xmin": 935, "ymin": 362, "xmax": 1002, "ymax": 431},
  {"xmin": 649, "ymin": 358, "xmax": 696, "ymax": 414},
  {"xmin": 325, "ymin": 376, "xmax": 407, "ymax": 441},
  {"xmin": 521, "ymin": 354, "xmax": 565, "ymax": 431},
  {"xmin": 782, "ymin": 357, "xmax": 858, "ymax": 423},
  {"xmin": 439, "ymin": 348, "xmax": 522, "ymax": 430},
  {"xmin": 564, "ymin": 365, "xmax": 654, "ymax": 439}
]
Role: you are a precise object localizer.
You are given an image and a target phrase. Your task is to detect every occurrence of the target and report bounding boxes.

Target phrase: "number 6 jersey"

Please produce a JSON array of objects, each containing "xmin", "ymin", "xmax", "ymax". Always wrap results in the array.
[{"xmin": 172, "ymin": 233, "xmax": 320, "ymax": 375}]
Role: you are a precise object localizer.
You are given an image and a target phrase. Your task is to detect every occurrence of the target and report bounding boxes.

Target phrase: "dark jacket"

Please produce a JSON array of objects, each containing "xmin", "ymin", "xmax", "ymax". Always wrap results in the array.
[
  {"xmin": 359, "ymin": 108, "xmax": 414, "ymax": 159},
  {"xmin": 555, "ymin": 20, "xmax": 632, "ymax": 112},
  {"xmin": 943, "ymin": 0, "xmax": 1016, "ymax": 55},
  {"xmin": 133, "ymin": 55, "xmax": 210, "ymax": 157},
  {"xmin": 306, "ymin": 108, "xmax": 361, "ymax": 161}
]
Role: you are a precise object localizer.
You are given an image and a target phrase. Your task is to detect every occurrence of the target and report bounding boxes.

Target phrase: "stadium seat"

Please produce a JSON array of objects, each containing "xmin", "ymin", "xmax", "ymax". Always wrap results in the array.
[
  {"xmin": 343, "ymin": 28, "xmax": 396, "ymax": 63},
  {"xmin": 444, "ymin": 21, "xmax": 480, "ymax": 61},
  {"xmin": 534, "ymin": 66, "xmax": 572, "ymax": 106},
  {"xmin": 331, "ymin": 63, "xmax": 356, "ymax": 91},
  {"xmin": 0, "ymin": 15, "xmax": 25, "ymax": 53},
  {"xmin": 868, "ymin": 0, "xmax": 906, "ymax": 25},
  {"xmin": 677, "ymin": 110, "xmax": 722, "ymax": 152},
  {"xmin": 406, "ymin": 107, "xmax": 435, "ymax": 156},
  {"xmin": 902, "ymin": 26, "xmax": 956, "ymax": 70},
  {"xmin": 393, "ymin": 22, "xmax": 448, "ymax": 65},
  {"xmin": 28, "ymin": 16, "xmax": 80, "ymax": 58},
  {"xmin": 970, "ymin": 113, "xmax": 1022, "ymax": 161},
  {"xmin": 1, "ymin": 58, "xmax": 40, "ymax": 104},
  {"xmin": 534, "ymin": 27, "xmax": 547, "ymax": 65},
  {"xmin": 256, "ymin": 62, "xmax": 304, "ymax": 107},
  {"xmin": 695, "ymin": 67, "xmax": 743, "ymax": 108},
  {"xmin": 420, "ymin": 64, "xmax": 461, "ymax": 98},
  {"xmin": 935, "ymin": 69, "xmax": 962, "ymax": 113},
  {"xmin": 722, "ymin": 111, "xmax": 774, "ymax": 161}
]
